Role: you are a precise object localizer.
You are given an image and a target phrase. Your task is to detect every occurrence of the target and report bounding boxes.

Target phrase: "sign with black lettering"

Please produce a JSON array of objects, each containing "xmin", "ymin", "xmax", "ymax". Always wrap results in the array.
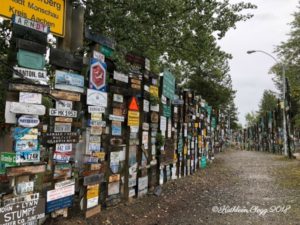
[
  {"xmin": 0, "ymin": 197, "xmax": 45, "ymax": 225},
  {"xmin": 49, "ymin": 108, "xmax": 77, "ymax": 118}
]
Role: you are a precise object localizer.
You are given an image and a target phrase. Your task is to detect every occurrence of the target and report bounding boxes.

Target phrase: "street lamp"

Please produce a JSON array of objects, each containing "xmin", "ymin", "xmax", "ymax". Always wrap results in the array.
[{"xmin": 246, "ymin": 50, "xmax": 290, "ymax": 157}]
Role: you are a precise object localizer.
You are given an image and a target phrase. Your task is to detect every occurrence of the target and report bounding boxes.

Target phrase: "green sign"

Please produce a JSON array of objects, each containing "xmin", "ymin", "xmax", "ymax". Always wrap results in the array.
[
  {"xmin": 162, "ymin": 69, "xmax": 175, "ymax": 100},
  {"xmin": 17, "ymin": 49, "xmax": 45, "ymax": 70},
  {"xmin": 211, "ymin": 117, "xmax": 217, "ymax": 129},
  {"xmin": 163, "ymin": 105, "xmax": 171, "ymax": 118},
  {"xmin": 0, "ymin": 152, "xmax": 17, "ymax": 174},
  {"xmin": 178, "ymin": 138, "xmax": 183, "ymax": 153},
  {"xmin": 100, "ymin": 46, "xmax": 113, "ymax": 57}
]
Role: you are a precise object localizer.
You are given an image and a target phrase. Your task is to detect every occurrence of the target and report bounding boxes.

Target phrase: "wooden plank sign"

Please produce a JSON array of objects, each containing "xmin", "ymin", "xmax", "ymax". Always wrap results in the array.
[
  {"xmin": 84, "ymin": 174, "xmax": 104, "ymax": 186},
  {"xmin": 55, "ymin": 70, "xmax": 84, "ymax": 93},
  {"xmin": 9, "ymin": 83, "xmax": 50, "ymax": 93},
  {"xmin": 87, "ymin": 89, "xmax": 108, "ymax": 107},
  {"xmin": 12, "ymin": 24, "xmax": 47, "ymax": 45},
  {"xmin": 10, "ymin": 102, "xmax": 45, "ymax": 115},
  {"xmin": 13, "ymin": 66, "xmax": 48, "ymax": 85},
  {"xmin": 49, "ymin": 108, "xmax": 77, "ymax": 118},
  {"xmin": 50, "ymin": 90, "xmax": 81, "ymax": 101},
  {"xmin": 6, "ymin": 164, "xmax": 46, "ymax": 176},
  {"xmin": 17, "ymin": 50, "xmax": 45, "ymax": 70},
  {"xmin": 50, "ymin": 48, "xmax": 83, "ymax": 71},
  {"xmin": 55, "ymin": 117, "xmax": 73, "ymax": 123},
  {"xmin": 16, "ymin": 38, "xmax": 47, "ymax": 54}
]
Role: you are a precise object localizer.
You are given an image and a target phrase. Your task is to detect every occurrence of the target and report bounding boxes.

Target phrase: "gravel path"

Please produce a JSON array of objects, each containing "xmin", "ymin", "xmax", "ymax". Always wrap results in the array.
[{"xmin": 48, "ymin": 149, "xmax": 300, "ymax": 225}]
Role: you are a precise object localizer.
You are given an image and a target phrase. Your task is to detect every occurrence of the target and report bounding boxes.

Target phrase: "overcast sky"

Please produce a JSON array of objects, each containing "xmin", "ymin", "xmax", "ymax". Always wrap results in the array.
[{"xmin": 219, "ymin": 0, "xmax": 299, "ymax": 126}]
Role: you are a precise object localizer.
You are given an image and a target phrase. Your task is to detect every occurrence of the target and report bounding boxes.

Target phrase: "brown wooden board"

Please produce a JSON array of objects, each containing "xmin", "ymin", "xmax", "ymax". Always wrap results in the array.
[
  {"xmin": 6, "ymin": 164, "xmax": 46, "ymax": 177},
  {"xmin": 16, "ymin": 38, "xmax": 47, "ymax": 54},
  {"xmin": 85, "ymin": 205, "xmax": 101, "ymax": 218},
  {"xmin": 50, "ymin": 48, "xmax": 83, "ymax": 71},
  {"xmin": 50, "ymin": 90, "xmax": 81, "ymax": 101},
  {"xmin": 9, "ymin": 83, "xmax": 50, "ymax": 93},
  {"xmin": 12, "ymin": 24, "xmax": 47, "ymax": 45}
]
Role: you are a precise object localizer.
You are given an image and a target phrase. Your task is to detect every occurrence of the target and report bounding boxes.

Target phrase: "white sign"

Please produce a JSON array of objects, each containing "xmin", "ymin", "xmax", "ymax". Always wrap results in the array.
[
  {"xmin": 93, "ymin": 50, "xmax": 105, "ymax": 62},
  {"xmin": 88, "ymin": 106, "xmax": 105, "ymax": 113},
  {"xmin": 87, "ymin": 89, "xmax": 108, "ymax": 107},
  {"xmin": 56, "ymin": 100, "xmax": 73, "ymax": 110},
  {"xmin": 10, "ymin": 102, "xmax": 46, "ymax": 115},
  {"xmin": 138, "ymin": 177, "xmax": 148, "ymax": 191},
  {"xmin": 13, "ymin": 66, "xmax": 48, "ymax": 85},
  {"xmin": 160, "ymin": 116, "xmax": 167, "ymax": 131},
  {"xmin": 47, "ymin": 185, "xmax": 75, "ymax": 202},
  {"xmin": 17, "ymin": 181, "xmax": 34, "ymax": 194},
  {"xmin": 144, "ymin": 85, "xmax": 149, "ymax": 92},
  {"xmin": 54, "ymin": 123, "xmax": 72, "ymax": 132},
  {"xmin": 167, "ymin": 119, "xmax": 172, "ymax": 138},
  {"xmin": 87, "ymin": 197, "xmax": 99, "ymax": 209},
  {"xmin": 90, "ymin": 120, "xmax": 106, "ymax": 127},
  {"xmin": 55, "ymin": 179, "xmax": 75, "ymax": 189},
  {"xmin": 113, "ymin": 94, "xmax": 124, "ymax": 103},
  {"xmin": 89, "ymin": 135, "xmax": 101, "ymax": 142},
  {"xmin": 113, "ymin": 71, "xmax": 128, "ymax": 83},
  {"xmin": 143, "ymin": 99, "xmax": 149, "ymax": 112},
  {"xmin": 5, "ymin": 101, "xmax": 17, "ymax": 124},
  {"xmin": 19, "ymin": 92, "xmax": 42, "ymax": 104},
  {"xmin": 49, "ymin": 108, "xmax": 77, "ymax": 118},
  {"xmin": 109, "ymin": 115, "xmax": 125, "ymax": 122},
  {"xmin": 150, "ymin": 104, "xmax": 160, "ymax": 112},
  {"xmin": 56, "ymin": 144, "xmax": 72, "ymax": 153},
  {"xmin": 142, "ymin": 131, "xmax": 149, "ymax": 150},
  {"xmin": 18, "ymin": 115, "xmax": 40, "ymax": 127}
]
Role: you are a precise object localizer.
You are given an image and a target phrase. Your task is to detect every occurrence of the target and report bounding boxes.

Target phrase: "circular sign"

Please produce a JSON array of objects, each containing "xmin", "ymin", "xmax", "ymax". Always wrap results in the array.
[{"xmin": 18, "ymin": 115, "xmax": 40, "ymax": 128}]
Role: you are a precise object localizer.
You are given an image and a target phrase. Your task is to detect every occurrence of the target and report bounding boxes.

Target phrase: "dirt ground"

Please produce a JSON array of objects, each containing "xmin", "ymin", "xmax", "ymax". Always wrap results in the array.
[{"xmin": 47, "ymin": 149, "xmax": 300, "ymax": 225}]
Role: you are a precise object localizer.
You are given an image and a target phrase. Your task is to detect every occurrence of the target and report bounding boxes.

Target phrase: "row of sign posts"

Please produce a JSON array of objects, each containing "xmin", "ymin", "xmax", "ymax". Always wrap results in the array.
[{"xmin": 0, "ymin": 15, "xmax": 230, "ymax": 224}]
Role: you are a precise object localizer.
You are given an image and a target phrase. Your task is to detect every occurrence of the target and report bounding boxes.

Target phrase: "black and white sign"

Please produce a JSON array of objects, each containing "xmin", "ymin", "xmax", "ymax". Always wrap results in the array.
[
  {"xmin": 113, "ymin": 71, "xmax": 128, "ymax": 83},
  {"xmin": 54, "ymin": 123, "xmax": 72, "ymax": 132},
  {"xmin": 19, "ymin": 92, "xmax": 42, "ymax": 104},
  {"xmin": 13, "ymin": 66, "xmax": 48, "ymax": 85},
  {"xmin": 18, "ymin": 115, "xmax": 40, "ymax": 127},
  {"xmin": 88, "ymin": 106, "xmax": 105, "ymax": 113},
  {"xmin": 49, "ymin": 108, "xmax": 77, "ymax": 118}
]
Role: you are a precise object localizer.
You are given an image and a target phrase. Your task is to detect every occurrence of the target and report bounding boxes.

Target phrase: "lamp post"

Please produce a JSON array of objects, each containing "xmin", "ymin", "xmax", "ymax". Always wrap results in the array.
[{"xmin": 246, "ymin": 50, "xmax": 290, "ymax": 157}]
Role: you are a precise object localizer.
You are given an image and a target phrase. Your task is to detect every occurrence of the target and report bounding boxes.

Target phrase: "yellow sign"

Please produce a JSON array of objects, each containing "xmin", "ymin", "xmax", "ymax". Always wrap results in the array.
[
  {"xmin": 94, "ymin": 152, "xmax": 105, "ymax": 160},
  {"xmin": 1, "ymin": 0, "xmax": 65, "ymax": 36},
  {"xmin": 149, "ymin": 85, "xmax": 159, "ymax": 97},
  {"xmin": 127, "ymin": 110, "xmax": 140, "ymax": 126},
  {"xmin": 87, "ymin": 184, "xmax": 99, "ymax": 199}
]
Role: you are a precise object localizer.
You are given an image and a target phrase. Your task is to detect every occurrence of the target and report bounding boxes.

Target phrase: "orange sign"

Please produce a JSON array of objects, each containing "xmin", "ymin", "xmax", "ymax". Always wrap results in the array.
[{"xmin": 128, "ymin": 97, "xmax": 139, "ymax": 111}]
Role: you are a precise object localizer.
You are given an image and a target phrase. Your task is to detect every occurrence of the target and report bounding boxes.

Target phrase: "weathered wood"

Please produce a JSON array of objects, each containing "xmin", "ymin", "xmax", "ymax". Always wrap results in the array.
[
  {"xmin": 50, "ymin": 90, "xmax": 81, "ymax": 101},
  {"xmin": 50, "ymin": 48, "xmax": 83, "ymax": 71},
  {"xmin": 6, "ymin": 164, "xmax": 46, "ymax": 177},
  {"xmin": 12, "ymin": 24, "xmax": 47, "ymax": 45},
  {"xmin": 16, "ymin": 38, "xmax": 47, "ymax": 54},
  {"xmin": 85, "ymin": 205, "xmax": 101, "ymax": 218}
]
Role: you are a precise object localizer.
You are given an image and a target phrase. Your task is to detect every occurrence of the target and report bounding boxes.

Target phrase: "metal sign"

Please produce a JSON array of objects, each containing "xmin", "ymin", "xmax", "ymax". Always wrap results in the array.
[
  {"xmin": 13, "ymin": 66, "xmax": 48, "ymax": 85},
  {"xmin": 53, "ymin": 152, "xmax": 71, "ymax": 163},
  {"xmin": 49, "ymin": 108, "xmax": 77, "ymax": 118},
  {"xmin": 128, "ymin": 97, "xmax": 139, "ymax": 111},
  {"xmin": 43, "ymin": 132, "xmax": 79, "ymax": 144},
  {"xmin": 149, "ymin": 85, "xmax": 159, "ymax": 97},
  {"xmin": 54, "ymin": 123, "xmax": 72, "ymax": 132},
  {"xmin": 163, "ymin": 105, "xmax": 172, "ymax": 118},
  {"xmin": 0, "ymin": 197, "xmax": 45, "ymax": 225},
  {"xmin": 87, "ymin": 89, "xmax": 108, "ymax": 107},
  {"xmin": 55, "ymin": 70, "xmax": 84, "ymax": 93},
  {"xmin": 10, "ymin": 102, "xmax": 45, "ymax": 115},
  {"xmin": 56, "ymin": 144, "xmax": 72, "ymax": 153},
  {"xmin": 54, "ymin": 179, "xmax": 75, "ymax": 189},
  {"xmin": 16, "ymin": 150, "xmax": 40, "ymax": 163},
  {"xmin": 13, "ymin": 127, "xmax": 38, "ymax": 140},
  {"xmin": 113, "ymin": 71, "xmax": 128, "ymax": 83},
  {"xmin": 47, "ymin": 184, "xmax": 74, "ymax": 202},
  {"xmin": 54, "ymin": 164, "xmax": 72, "ymax": 179},
  {"xmin": 143, "ymin": 99, "xmax": 149, "ymax": 112},
  {"xmin": 17, "ymin": 50, "xmax": 45, "ymax": 70},
  {"xmin": 46, "ymin": 196, "xmax": 73, "ymax": 213},
  {"xmin": 16, "ymin": 181, "xmax": 34, "ymax": 194},
  {"xmin": 18, "ymin": 115, "xmax": 40, "ymax": 128},
  {"xmin": 128, "ymin": 110, "xmax": 140, "ymax": 126},
  {"xmin": 89, "ymin": 58, "xmax": 107, "ymax": 91},
  {"xmin": 56, "ymin": 100, "xmax": 73, "ymax": 110},
  {"xmin": 112, "ymin": 121, "xmax": 122, "ymax": 136},
  {"xmin": 88, "ymin": 106, "xmax": 105, "ymax": 113},
  {"xmin": 113, "ymin": 94, "xmax": 124, "ymax": 103},
  {"xmin": 7, "ymin": 5, "xmax": 65, "ymax": 36},
  {"xmin": 15, "ymin": 139, "xmax": 39, "ymax": 152},
  {"xmin": 19, "ymin": 92, "xmax": 42, "ymax": 104},
  {"xmin": 162, "ymin": 69, "xmax": 175, "ymax": 100},
  {"xmin": 109, "ymin": 115, "xmax": 125, "ymax": 122}
]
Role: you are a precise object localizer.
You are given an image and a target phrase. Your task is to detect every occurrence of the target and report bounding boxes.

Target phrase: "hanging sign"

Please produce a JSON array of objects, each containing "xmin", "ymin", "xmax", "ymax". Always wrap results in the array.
[
  {"xmin": 49, "ymin": 108, "xmax": 77, "ymax": 118},
  {"xmin": 127, "ymin": 110, "xmax": 140, "ymax": 126},
  {"xmin": 19, "ymin": 92, "xmax": 42, "ymax": 104},
  {"xmin": 88, "ymin": 106, "xmax": 105, "ymax": 113},
  {"xmin": 0, "ymin": 197, "xmax": 45, "ymax": 225},
  {"xmin": 10, "ymin": 102, "xmax": 46, "ymax": 115},
  {"xmin": 15, "ymin": 139, "xmax": 39, "ymax": 152},
  {"xmin": 162, "ymin": 69, "xmax": 175, "ymax": 100},
  {"xmin": 13, "ymin": 66, "xmax": 48, "ymax": 85},
  {"xmin": 56, "ymin": 100, "xmax": 73, "ymax": 110},
  {"xmin": 128, "ymin": 97, "xmax": 139, "ymax": 111},
  {"xmin": 93, "ymin": 50, "xmax": 105, "ymax": 62},
  {"xmin": 18, "ymin": 115, "xmax": 40, "ymax": 128},
  {"xmin": 17, "ymin": 50, "xmax": 45, "ymax": 70},
  {"xmin": 113, "ymin": 71, "xmax": 128, "ymax": 83},
  {"xmin": 87, "ymin": 89, "xmax": 108, "ymax": 107},
  {"xmin": 55, "ymin": 70, "xmax": 84, "ymax": 93},
  {"xmin": 89, "ymin": 58, "xmax": 107, "ymax": 91},
  {"xmin": 16, "ymin": 151, "xmax": 40, "ymax": 163},
  {"xmin": 13, "ymin": 127, "xmax": 38, "ymax": 140},
  {"xmin": 54, "ymin": 123, "xmax": 72, "ymax": 132}
]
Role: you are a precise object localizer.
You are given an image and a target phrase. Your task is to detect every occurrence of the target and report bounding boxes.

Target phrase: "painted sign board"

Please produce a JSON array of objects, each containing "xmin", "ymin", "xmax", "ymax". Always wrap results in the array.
[
  {"xmin": 112, "ymin": 121, "xmax": 122, "ymax": 136},
  {"xmin": 89, "ymin": 58, "xmax": 107, "ymax": 91},
  {"xmin": 3, "ymin": 5, "xmax": 65, "ymax": 36},
  {"xmin": 56, "ymin": 100, "xmax": 73, "ymax": 110},
  {"xmin": 9, "ymin": 83, "xmax": 50, "ymax": 94},
  {"xmin": 127, "ymin": 110, "xmax": 140, "ymax": 126},
  {"xmin": 47, "ymin": 185, "xmax": 75, "ymax": 202},
  {"xmin": 149, "ymin": 85, "xmax": 159, "ymax": 97},
  {"xmin": 13, "ymin": 127, "xmax": 38, "ymax": 140},
  {"xmin": 0, "ymin": 152, "xmax": 16, "ymax": 174},
  {"xmin": 55, "ymin": 117, "xmax": 73, "ymax": 123},
  {"xmin": 0, "ymin": 197, "xmax": 45, "ymax": 225},
  {"xmin": 113, "ymin": 94, "xmax": 124, "ymax": 103},
  {"xmin": 163, "ymin": 105, "xmax": 171, "ymax": 118},
  {"xmin": 55, "ymin": 70, "xmax": 84, "ymax": 93},
  {"xmin": 53, "ymin": 152, "xmax": 71, "ymax": 162},
  {"xmin": 13, "ymin": 66, "xmax": 48, "ymax": 85},
  {"xmin": 55, "ymin": 179, "xmax": 75, "ymax": 189},
  {"xmin": 18, "ymin": 115, "xmax": 40, "ymax": 128},
  {"xmin": 87, "ymin": 89, "xmax": 108, "ymax": 107},
  {"xmin": 15, "ymin": 139, "xmax": 39, "ymax": 152},
  {"xmin": 50, "ymin": 90, "xmax": 81, "ymax": 101},
  {"xmin": 113, "ymin": 71, "xmax": 128, "ymax": 83},
  {"xmin": 162, "ymin": 69, "xmax": 175, "ymax": 100},
  {"xmin": 10, "ymin": 102, "xmax": 45, "ymax": 115},
  {"xmin": 43, "ymin": 132, "xmax": 79, "ymax": 144},
  {"xmin": 49, "ymin": 108, "xmax": 77, "ymax": 118},
  {"xmin": 6, "ymin": 164, "xmax": 46, "ymax": 177},
  {"xmin": 19, "ymin": 92, "xmax": 42, "ymax": 104},
  {"xmin": 54, "ymin": 123, "xmax": 72, "ymax": 133},
  {"xmin": 17, "ymin": 50, "xmax": 45, "ymax": 70},
  {"xmin": 46, "ymin": 196, "xmax": 73, "ymax": 213}
]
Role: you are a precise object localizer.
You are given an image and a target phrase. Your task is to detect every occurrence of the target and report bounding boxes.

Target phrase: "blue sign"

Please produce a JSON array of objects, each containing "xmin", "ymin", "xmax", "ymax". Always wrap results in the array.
[
  {"xmin": 13, "ymin": 127, "xmax": 38, "ymax": 140},
  {"xmin": 46, "ymin": 196, "xmax": 73, "ymax": 213},
  {"xmin": 16, "ymin": 150, "xmax": 40, "ymax": 163},
  {"xmin": 89, "ymin": 58, "xmax": 107, "ymax": 91},
  {"xmin": 15, "ymin": 139, "xmax": 39, "ymax": 152},
  {"xmin": 112, "ymin": 125, "xmax": 122, "ymax": 136},
  {"xmin": 55, "ymin": 70, "xmax": 84, "ymax": 93}
]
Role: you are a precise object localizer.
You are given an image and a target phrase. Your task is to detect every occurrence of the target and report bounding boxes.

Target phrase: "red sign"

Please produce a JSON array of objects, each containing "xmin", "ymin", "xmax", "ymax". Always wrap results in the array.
[
  {"xmin": 89, "ymin": 58, "xmax": 107, "ymax": 91},
  {"xmin": 128, "ymin": 97, "xmax": 139, "ymax": 111}
]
